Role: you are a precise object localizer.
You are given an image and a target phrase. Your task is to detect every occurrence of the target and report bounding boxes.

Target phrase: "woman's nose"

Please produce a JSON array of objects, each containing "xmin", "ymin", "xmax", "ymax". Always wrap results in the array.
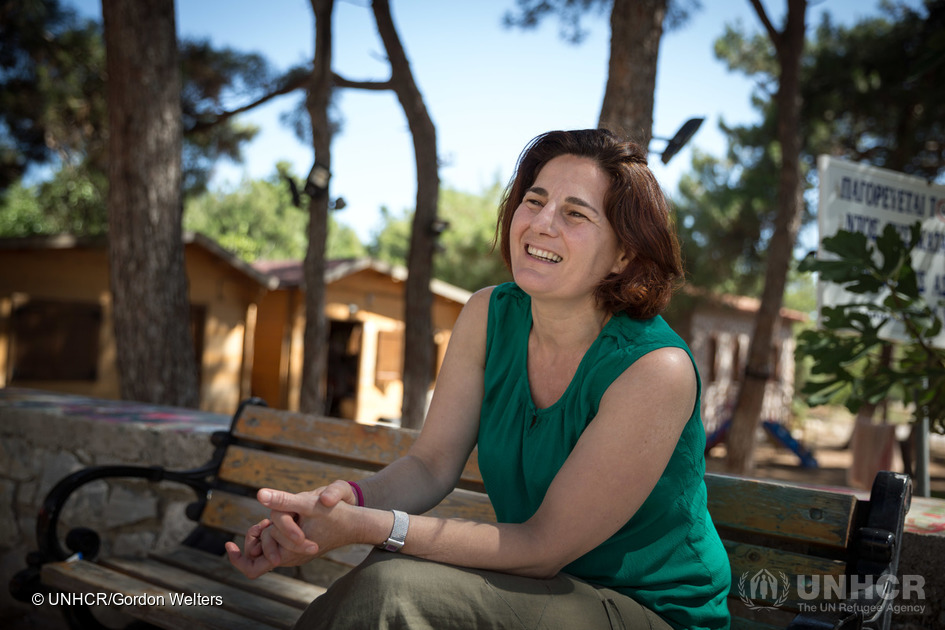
[{"xmin": 531, "ymin": 203, "xmax": 558, "ymax": 235}]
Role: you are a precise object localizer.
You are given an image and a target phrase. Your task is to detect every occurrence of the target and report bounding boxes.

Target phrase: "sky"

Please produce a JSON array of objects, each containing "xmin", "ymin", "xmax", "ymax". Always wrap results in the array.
[{"xmin": 67, "ymin": 0, "xmax": 909, "ymax": 242}]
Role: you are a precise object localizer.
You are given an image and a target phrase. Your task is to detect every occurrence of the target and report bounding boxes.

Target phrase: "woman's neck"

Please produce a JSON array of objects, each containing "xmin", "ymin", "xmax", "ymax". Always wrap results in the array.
[{"xmin": 529, "ymin": 298, "xmax": 611, "ymax": 353}]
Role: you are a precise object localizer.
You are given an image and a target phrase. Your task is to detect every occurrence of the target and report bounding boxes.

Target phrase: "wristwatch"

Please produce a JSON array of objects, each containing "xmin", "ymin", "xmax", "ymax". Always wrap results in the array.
[{"xmin": 380, "ymin": 509, "xmax": 409, "ymax": 552}]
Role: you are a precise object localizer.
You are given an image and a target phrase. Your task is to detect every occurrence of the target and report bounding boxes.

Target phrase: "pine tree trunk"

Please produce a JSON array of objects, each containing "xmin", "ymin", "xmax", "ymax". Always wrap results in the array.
[
  {"xmin": 299, "ymin": 0, "xmax": 334, "ymax": 415},
  {"xmin": 598, "ymin": 0, "xmax": 667, "ymax": 145},
  {"xmin": 726, "ymin": 0, "xmax": 806, "ymax": 473},
  {"xmin": 373, "ymin": 0, "xmax": 439, "ymax": 429},
  {"xmin": 102, "ymin": 0, "xmax": 199, "ymax": 408}
]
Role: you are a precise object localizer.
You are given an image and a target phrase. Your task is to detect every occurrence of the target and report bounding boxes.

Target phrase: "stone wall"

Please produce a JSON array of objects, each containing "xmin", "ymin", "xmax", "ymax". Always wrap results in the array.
[{"xmin": 0, "ymin": 388, "xmax": 230, "ymax": 626}]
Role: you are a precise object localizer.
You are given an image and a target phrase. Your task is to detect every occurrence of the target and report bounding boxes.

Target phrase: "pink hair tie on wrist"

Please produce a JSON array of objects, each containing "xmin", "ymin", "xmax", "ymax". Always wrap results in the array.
[{"xmin": 347, "ymin": 481, "xmax": 364, "ymax": 507}]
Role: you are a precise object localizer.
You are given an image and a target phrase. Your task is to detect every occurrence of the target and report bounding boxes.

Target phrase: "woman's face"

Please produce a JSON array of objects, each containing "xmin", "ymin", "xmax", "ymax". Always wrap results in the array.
[{"xmin": 509, "ymin": 154, "xmax": 627, "ymax": 305}]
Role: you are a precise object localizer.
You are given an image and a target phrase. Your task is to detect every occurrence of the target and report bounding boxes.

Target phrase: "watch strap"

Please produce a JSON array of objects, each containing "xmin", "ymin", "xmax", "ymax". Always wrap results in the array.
[{"xmin": 380, "ymin": 509, "xmax": 408, "ymax": 552}]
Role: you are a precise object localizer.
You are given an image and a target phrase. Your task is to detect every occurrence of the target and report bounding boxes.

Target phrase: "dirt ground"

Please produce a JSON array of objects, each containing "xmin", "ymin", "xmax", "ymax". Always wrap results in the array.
[{"xmin": 705, "ymin": 407, "xmax": 945, "ymax": 498}]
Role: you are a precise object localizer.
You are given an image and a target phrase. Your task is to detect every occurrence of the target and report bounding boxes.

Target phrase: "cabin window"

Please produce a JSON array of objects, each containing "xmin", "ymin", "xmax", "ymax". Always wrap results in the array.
[
  {"xmin": 10, "ymin": 299, "xmax": 101, "ymax": 381},
  {"xmin": 375, "ymin": 329, "xmax": 403, "ymax": 389}
]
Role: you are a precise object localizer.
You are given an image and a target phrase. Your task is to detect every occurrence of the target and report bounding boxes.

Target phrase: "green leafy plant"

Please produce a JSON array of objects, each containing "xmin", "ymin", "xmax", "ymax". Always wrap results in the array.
[{"xmin": 797, "ymin": 222, "xmax": 945, "ymax": 433}]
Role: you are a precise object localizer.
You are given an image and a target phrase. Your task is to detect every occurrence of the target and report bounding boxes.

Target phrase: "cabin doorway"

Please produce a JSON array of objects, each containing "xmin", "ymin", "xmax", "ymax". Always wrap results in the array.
[{"xmin": 325, "ymin": 320, "xmax": 362, "ymax": 419}]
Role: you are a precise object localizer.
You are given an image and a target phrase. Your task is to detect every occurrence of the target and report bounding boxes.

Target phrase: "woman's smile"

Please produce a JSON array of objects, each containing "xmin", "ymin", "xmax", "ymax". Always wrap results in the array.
[{"xmin": 525, "ymin": 245, "xmax": 562, "ymax": 263}]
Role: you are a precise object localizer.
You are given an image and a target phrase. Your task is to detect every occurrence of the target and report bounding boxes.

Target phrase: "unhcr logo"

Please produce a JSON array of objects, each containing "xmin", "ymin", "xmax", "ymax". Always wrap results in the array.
[
  {"xmin": 736, "ymin": 569, "xmax": 927, "ymax": 615},
  {"xmin": 737, "ymin": 569, "xmax": 790, "ymax": 611}
]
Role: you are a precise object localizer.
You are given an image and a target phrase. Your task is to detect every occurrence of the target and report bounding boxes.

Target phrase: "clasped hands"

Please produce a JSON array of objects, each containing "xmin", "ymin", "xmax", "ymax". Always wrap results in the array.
[{"xmin": 225, "ymin": 479, "xmax": 358, "ymax": 579}]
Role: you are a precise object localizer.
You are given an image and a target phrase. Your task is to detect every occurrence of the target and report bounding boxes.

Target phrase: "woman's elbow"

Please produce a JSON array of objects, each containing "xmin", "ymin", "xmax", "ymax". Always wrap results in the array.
[
  {"xmin": 507, "ymin": 524, "xmax": 576, "ymax": 579},
  {"xmin": 509, "ymin": 549, "xmax": 569, "ymax": 580},
  {"xmin": 517, "ymin": 563, "xmax": 563, "ymax": 580}
]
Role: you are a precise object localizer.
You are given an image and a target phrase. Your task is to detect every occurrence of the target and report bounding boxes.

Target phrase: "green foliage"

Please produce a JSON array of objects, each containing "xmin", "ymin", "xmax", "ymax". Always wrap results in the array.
[
  {"xmin": 183, "ymin": 164, "xmax": 365, "ymax": 262},
  {"xmin": 0, "ymin": 0, "xmax": 106, "ymax": 189},
  {"xmin": 179, "ymin": 39, "xmax": 278, "ymax": 195},
  {"xmin": 675, "ymin": 148, "xmax": 779, "ymax": 296},
  {"xmin": 677, "ymin": 23, "xmax": 817, "ymax": 297},
  {"xmin": 0, "ymin": 0, "xmax": 278, "ymax": 204},
  {"xmin": 0, "ymin": 161, "xmax": 108, "ymax": 236},
  {"xmin": 0, "ymin": 182, "xmax": 48, "ymax": 236},
  {"xmin": 802, "ymin": 3, "xmax": 945, "ymax": 180},
  {"xmin": 796, "ymin": 224, "xmax": 945, "ymax": 433},
  {"xmin": 679, "ymin": 2, "xmax": 944, "ymax": 298},
  {"xmin": 434, "ymin": 182, "xmax": 511, "ymax": 292},
  {"xmin": 503, "ymin": 0, "xmax": 701, "ymax": 43},
  {"xmin": 368, "ymin": 181, "xmax": 511, "ymax": 292},
  {"xmin": 713, "ymin": 23, "xmax": 778, "ymax": 81},
  {"xmin": 327, "ymin": 221, "xmax": 366, "ymax": 261},
  {"xmin": 368, "ymin": 206, "xmax": 412, "ymax": 268}
]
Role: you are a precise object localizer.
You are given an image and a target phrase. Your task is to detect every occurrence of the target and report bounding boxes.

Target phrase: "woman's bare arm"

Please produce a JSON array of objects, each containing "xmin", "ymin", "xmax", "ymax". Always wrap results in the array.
[{"xmin": 255, "ymin": 345, "xmax": 696, "ymax": 579}]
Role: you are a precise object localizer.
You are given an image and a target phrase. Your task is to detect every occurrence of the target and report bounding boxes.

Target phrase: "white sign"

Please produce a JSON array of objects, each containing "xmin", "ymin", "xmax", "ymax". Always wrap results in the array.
[{"xmin": 817, "ymin": 155, "xmax": 945, "ymax": 348}]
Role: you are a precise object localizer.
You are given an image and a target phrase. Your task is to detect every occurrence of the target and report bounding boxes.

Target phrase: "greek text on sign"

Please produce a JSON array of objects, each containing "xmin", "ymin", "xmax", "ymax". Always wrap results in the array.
[{"xmin": 817, "ymin": 155, "xmax": 945, "ymax": 349}]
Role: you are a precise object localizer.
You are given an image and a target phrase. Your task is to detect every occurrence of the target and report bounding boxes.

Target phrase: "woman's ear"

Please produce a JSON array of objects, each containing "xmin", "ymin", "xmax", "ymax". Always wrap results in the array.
[{"xmin": 612, "ymin": 250, "xmax": 632, "ymax": 274}]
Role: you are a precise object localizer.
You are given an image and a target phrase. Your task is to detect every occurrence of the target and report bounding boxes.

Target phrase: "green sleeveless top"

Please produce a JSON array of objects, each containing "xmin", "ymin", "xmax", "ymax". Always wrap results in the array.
[{"xmin": 478, "ymin": 283, "xmax": 731, "ymax": 630}]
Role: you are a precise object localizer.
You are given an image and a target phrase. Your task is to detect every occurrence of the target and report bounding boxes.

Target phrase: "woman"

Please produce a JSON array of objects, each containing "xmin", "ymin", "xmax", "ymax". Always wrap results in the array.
[{"xmin": 227, "ymin": 129, "xmax": 731, "ymax": 629}]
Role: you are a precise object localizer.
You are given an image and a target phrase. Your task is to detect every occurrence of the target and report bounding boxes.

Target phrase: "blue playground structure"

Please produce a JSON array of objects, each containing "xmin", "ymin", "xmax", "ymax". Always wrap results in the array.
[{"xmin": 705, "ymin": 419, "xmax": 819, "ymax": 469}]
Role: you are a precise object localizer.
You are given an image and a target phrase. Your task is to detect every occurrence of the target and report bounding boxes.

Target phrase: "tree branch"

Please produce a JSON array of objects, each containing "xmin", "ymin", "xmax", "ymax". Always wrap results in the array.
[
  {"xmin": 748, "ymin": 0, "xmax": 782, "ymax": 50},
  {"xmin": 332, "ymin": 72, "xmax": 393, "ymax": 90},
  {"xmin": 186, "ymin": 67, "xmax": 311, "ymax": 134}
]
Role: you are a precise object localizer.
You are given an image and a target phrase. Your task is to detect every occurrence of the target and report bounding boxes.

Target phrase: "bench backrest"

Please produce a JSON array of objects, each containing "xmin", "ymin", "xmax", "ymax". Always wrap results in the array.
[
  {"xmin": 707, "ymin": 474, "xmax": 860, "ymax": 628},
  {"xmin": 198, "ymin": 404, "xmax": 494, "ymax": 540},
  {"xmin": 197, "ymin": 404, "xmax": 901, "ymax": 630}
]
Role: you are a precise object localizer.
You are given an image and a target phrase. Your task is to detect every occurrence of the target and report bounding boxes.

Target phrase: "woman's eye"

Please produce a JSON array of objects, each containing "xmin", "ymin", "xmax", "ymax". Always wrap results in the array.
[{"xmin": 568, "ymin": 210, "xmax": 587, "ymax": 219}]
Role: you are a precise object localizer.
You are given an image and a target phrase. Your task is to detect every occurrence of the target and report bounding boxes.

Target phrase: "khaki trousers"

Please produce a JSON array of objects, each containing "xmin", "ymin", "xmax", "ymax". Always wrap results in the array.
[{"xmin": 293, "ymin": 549, "xmax": 674, "ymax": 630}]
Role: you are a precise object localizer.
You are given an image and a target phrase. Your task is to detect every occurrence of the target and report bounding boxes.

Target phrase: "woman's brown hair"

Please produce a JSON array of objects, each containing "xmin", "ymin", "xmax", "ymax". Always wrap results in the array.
[{"xmin": 496, "ymin": 129, "xmax": 683, "ymax": 319}]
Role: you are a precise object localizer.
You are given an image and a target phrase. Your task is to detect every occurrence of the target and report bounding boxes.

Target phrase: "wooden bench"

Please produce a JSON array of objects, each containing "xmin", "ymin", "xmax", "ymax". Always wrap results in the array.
[{"xmin": 11, "ymin": 400, "xmax": 912, "ymax": 630}]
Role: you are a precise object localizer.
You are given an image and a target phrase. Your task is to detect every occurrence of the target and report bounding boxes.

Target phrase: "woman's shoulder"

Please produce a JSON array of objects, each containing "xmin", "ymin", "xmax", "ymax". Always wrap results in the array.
[
  {"xmin": 453, "ymin": 285, "xmax": 501, "ymax": 339},
  {"xmin": 489, "ymin": 281, "xmax": 526, "ymax": 301},
  {"xmin": 589, "ymin": 314, "xmax": 697, "ymax": 403},
  {"xmin": 465, "ymin": 285, "xmax": 498, "ymax": 313},
  {"xmin": 605, "ymin": 312, "xmax": 688, "ymax": 353},
  {"xmin": 461, "ymin": 283, "xmax": 528, "ymax": 325}
]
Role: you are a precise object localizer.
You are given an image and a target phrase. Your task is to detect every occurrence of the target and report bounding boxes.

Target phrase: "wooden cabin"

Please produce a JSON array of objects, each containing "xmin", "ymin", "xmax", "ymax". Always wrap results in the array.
[
  {"xmin": 670, "ymin": 290, "xmax": 807, "ymax": 433},
  {"xmin": 0, "ymin": 235, "xmax": 469, "ymax": 422},
  {"xmin": 251, "ymin": 258, "xmax": 470, "ymax": 424},
  {"xmin": 0, "ymin": 234, "xmax": 275, "ymax": 414}
]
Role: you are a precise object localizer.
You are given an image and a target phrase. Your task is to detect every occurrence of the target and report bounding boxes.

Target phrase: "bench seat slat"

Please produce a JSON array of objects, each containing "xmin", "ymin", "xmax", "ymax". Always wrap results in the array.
[
  {"xmin": 235, "ymin": 406, "xmax": 485, "ymax": 491},
  {"xmin": 149, "ymin": 547, "xmax": 325, "ymax": 608},
  {"xmin": 41, "ymin": 559, "xmax": 279, "ymax": 630},
  {"xmin": 101, "ymin": 556, "xmax": 303, "ymax": 629},
  {"xmin": 706, "ymin": 474, "xmax": 857, "ymax": 547}
]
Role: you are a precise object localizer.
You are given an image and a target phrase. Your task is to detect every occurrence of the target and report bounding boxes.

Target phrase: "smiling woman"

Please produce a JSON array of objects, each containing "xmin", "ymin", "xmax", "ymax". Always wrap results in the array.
[
  {"xmin": 507, "ymin": 154, "xmax": 627, "ymax": 309},
  {"xmin": 497, "ymin": 130, "xmax": 683, "ymax": 320},
  {"xmin": 227, "ymin": 129, "xmax": 730, "ymax": 630}
]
